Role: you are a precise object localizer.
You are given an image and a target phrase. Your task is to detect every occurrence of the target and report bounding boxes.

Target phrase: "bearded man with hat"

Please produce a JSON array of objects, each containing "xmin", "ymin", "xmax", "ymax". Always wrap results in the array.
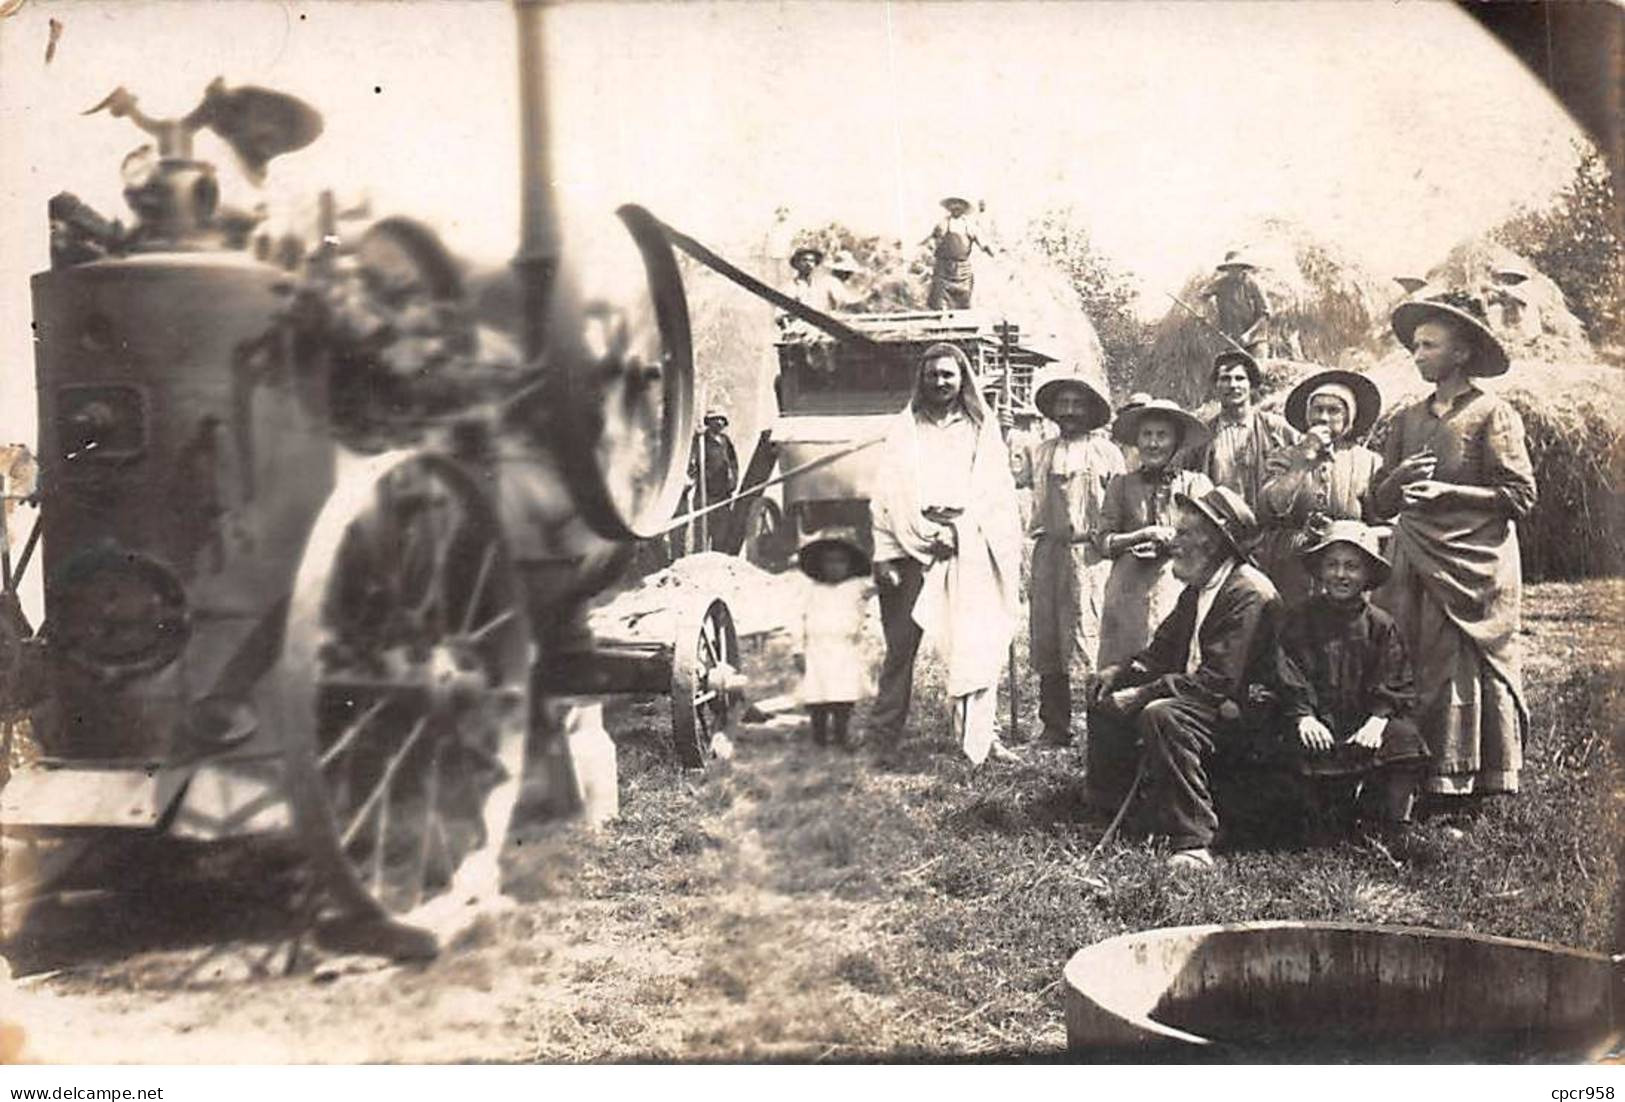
[
  {"xmin": 1084, "ymin": 486, "xmax": 1307, "ymax": 869},
  {"xmin": 1187, "ymin": 349, "xmax": 1301, "ymax": 513},
  {"xmin": 1201, "ymin": 250, "xmax": 1273, "ymax": 358},
  {"xmin": 924, "ymin": 196, "xmax": 993, "ymax": 311},
  {"xmin": 1025, "ymin": 365, "xmax": 1124, "ymax": 746},
  {"xmin": 1371, "ymin": 291, "xmax": 1536, "ymax": 803},
  {"xmin": 1257, "ymin": 368, "xmax": 1384, "ymax": 604}
]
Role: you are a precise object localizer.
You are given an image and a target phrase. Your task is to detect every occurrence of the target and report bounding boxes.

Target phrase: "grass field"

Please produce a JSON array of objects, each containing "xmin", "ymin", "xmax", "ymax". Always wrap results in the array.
[{"xmin": 493, "ymin": 578, "xmax": 1624, "ymax": 1061}]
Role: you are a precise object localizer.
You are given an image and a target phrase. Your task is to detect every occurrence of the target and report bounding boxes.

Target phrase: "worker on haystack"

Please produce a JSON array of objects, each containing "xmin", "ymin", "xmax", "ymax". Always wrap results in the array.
[
  {"xmin": 1256, "ymin": 368, "xmax": 1384, "ymax": 605},
  {"xmin": 1370, "ymin": 290, "xmax": 1536, "ymax": 811},
  {"xmin": 924, "ymin": 196, "xmax": 993, "ymax": 311},
  {"xmin": 1186, "ymin": 350, "xmax": 1301, "ymax": 512},
  {"xmin": 1484, "ymin": 263, "xmax": 1542, "ymax": 343},
  {"xmin": 1084, "ymin": 486, "xmax": 1304, "ymax": 871},
  {"xmin": 1201, "ymin": 250, "xmax": 1272, "ymax": 358},
  {"xmin": 687, "ymin": 409, "xmax": 740, "ymax": 551},
  {"xmin": 868, "ymin": 343, "xmax": 1023, "ymax": 765},
  {"xmin": 1025, "ymin": 366, "xmax": 1124, "ymax": 748}
]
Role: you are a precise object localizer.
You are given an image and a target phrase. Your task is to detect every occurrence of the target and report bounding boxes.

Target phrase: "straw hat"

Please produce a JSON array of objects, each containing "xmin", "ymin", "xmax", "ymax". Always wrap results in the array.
[
  {"xmin": 940, "ymin": 196, "xmax": 972, "ymax": 213},
  {"xmin": 1216, "ymin": 249, "xmax": 1259, "ymax": 272},
  {"xmin": 1174, "ymin": 485, "xmax": 1260, "ymax": 562},
  {"xmin": 829, "ymin": 250, "xmax": 861, "ymax": 275},
  {"xmin": 1391, "ymin": 290, "xmax": 1510, "ymax": 377},
  {"xmin": 1393, "ymin": 276, "xmax": 1429, "ymax": 294},
  {"xmin": 1283, "ymin": 368, "xmax": 1382, "ymax": 440},
  {"xmin": 703, "ymin": 408, "xmax": 729, "ymax": 427},
  {"xmin": 1299, "ymin": 518, "xmax": 1390, "ymax": 586},
  {"xmin": 789, "ymin": 246, "xmax": 824, "ymax": 267},
  {"xmin": 797, "ymin": 526, "xmax": 871, "ymax": 580},
  {"xmin": 1111, "ymin": 397, "xmax": 1209, "ymax": 451},
  {"xmin": 1031, "ymin": 366, "xmax": 1111, "ymax": 431},
  {"xmin": 1211, "ymin": 348, "xmax": 1263, "ymax": 390}
]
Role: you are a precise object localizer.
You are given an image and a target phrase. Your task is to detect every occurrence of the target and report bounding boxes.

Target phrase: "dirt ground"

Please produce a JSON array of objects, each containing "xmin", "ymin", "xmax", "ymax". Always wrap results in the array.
[{"xmin": 2, "ymin": 574, "xmax": 1621, "ymax": 1064}]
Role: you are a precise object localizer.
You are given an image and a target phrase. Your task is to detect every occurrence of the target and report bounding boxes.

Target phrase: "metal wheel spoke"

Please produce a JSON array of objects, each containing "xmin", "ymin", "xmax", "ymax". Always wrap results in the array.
[
  {"xmin": 339, "ymin": 716, "xmax": 430, "ymax": 851},
  {"xmin": 466, "ymin": 609, "xmax": 518, "ymax": 644},
  {"xmin": 319, "ymin": 695, "xmax": 394, "ymax": 770},
  {"xmin": 460, "ymin": 544, "xmax": 497, "ymax": 633}
]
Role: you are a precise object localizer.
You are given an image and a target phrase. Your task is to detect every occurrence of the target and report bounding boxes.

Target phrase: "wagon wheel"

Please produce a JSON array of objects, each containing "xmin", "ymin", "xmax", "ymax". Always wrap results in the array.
[
  {"xmin": 739, "ymin": 497, "xmax": 787, "ymax": 572},
  {"xmin": 552, "ymin": 204, "xmax": 694, "ymax": 541},
  {"xmin": 274, "ymin": 452, "xmax": 534, "ymax": 936},
  {"xmin": 669, "ymin": 598, "xmax": 739, "ymax": 769}
]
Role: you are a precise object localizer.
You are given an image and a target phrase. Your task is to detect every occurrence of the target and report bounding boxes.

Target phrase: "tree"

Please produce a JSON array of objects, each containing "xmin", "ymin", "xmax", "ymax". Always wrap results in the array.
[
  {"xmin": 1024, "ymin": 208, "xmax": 1149, "ymax": 399},
  {"xmin": 1494, "ymin": 144, "xmax": 1625, "ymax": 358}
]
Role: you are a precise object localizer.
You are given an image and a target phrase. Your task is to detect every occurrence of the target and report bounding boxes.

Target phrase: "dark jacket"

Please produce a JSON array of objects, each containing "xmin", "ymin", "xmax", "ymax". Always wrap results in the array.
[
  {"xmin": 1279, "ymin": 594, "xmax": 1416, "ymax": 737},
  {"xmin": 1125, "ymin": 560, "xmax": 1311, "ymax": 720}
]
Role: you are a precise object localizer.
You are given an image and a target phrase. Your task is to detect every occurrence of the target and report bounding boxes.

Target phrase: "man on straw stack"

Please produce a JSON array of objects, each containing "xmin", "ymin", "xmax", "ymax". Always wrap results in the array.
[
  {"xmin": 1084, "ymin": 486, "xmax": 1301, "ymax": 870},
  {"xmin": 1201, "ymin": 250, "xmax": 1273, "ymax": 358},
  {"xmin": 1371, "ymin": 290, "xmax": 1537, "ymax": 809},
  {"xmin": 1025, "ymin": 364, "xmax": 1123, "ymax": 747},
  {"xmin": 924, "ymin": 196, "xmax": 993, "ymax": 310},
  {"xmin": 869, "ymin": 343, "xmax": 1023, "ymax": 765},
  {"xmin": 1186, "ymin": 349, "xmax": 1301, "ymax": 512}
]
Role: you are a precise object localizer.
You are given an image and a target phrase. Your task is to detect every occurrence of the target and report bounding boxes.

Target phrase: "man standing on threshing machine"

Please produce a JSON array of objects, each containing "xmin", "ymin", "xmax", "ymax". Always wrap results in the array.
[
  {"xmin": 1025, "ymin": 365, "xmax": 1123, "ymax": 748},
  {"xmin": 1201, "ymin": 249, "xmax": 1273, "ymax": 358},
  {"xmin": 1371, "ymin": 291, "xmax": 1536, "ymax": 807},
  {"xmin": 924, "ymin": 196, "xmax": 993, "ymax": 311},
  {"xmin": 1187, "ymin": 349, "xmax": 1300, "ymax": 513},
  {"xmin": 1085, "ymin": 486, "xmax": 1306, "ymax": 870},
  {"xmin": 687, "ymin": 409, "xmax": 739, "ymax": 551},
  {"xmin": 869, "ymin": 343, "xmax": 1023, "ymax": 765}
]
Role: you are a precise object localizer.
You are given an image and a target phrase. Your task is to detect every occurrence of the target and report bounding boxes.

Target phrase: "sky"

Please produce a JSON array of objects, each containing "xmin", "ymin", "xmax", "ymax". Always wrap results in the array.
[{"xmin": 0, "ymin": 0, "xmax": 1590, "ymax": 445}]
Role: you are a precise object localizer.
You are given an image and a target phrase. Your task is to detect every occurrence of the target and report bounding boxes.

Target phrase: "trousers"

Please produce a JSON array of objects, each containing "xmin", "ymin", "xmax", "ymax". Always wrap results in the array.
[
  {"xmin": 1086, "ymin": 695, "xmax": 1225, "ymax": 850},
  {"xmin": 1040, "ymin": 673, "xmax": 1072, "ymax": 741},
  {"xmin": 870, "ymin": 558, "xmax": 926, "ymax": 739}
]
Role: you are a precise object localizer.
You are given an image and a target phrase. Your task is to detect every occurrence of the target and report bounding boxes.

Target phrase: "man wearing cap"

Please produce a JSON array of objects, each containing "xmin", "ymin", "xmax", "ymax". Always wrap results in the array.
[
  {"xmin": 1201, "ymin": 251, "xmax": 1272, "ymax": 358},
  {"xmin": 1026, "ymin": 366, "xmax": 1124, "ymax": 746},
  {"xmin": 924, "ymin": 197, "xmax": 993, "ymax": 311},
  {"xmin": 869, "ymin": 343, "xmax": 1023, "ymax": 764},
  {"xmin": 1187, "ymin": 350, "xmax": 1301, "ymax": 513},
  {"xmin": 1372, "ymin": 291, "xmax": 1536, "ymax": 803},
  {"xmin": 687, "ymin": 409, "xmax": 739, "ymax": 551},
  {"xmin": 1085, "ymin": 486, "xmax": 1305, "ymax": 869},
  {"xmin": 1257, "ymin": 368, "xmax": 1384, "ymax": 605}
]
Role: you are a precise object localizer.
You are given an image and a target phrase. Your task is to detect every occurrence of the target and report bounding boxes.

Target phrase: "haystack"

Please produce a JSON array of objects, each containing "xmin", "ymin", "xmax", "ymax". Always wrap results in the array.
[
  {"xmin": 1260, "ymin": 353, "xmax": 1625, "ymax": 582},
  {"xmin": 1372, "ymin": 238, "xmax": 1594, "ymax": 365},
  {"xmin": 1138, "ymin": 219, "xmax": 1394, "ymax": 408}
]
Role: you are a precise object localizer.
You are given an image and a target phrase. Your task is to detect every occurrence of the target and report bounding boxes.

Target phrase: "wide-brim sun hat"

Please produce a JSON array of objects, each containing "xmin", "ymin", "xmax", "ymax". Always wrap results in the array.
[
  {"xmin": 703, "ymin": 408, "xmax": 729, "ymax": 426},
  {"xmin": 1299, "ymin": 518, "xmax": 1391, "ymax": 586},
  {"xmin": 1391, "ymin": 290, "xmax": 1510, "ymax": 377},
  {"xmin": 1031, "ymin": 366, "xmax": 1111, "ymax": 431},
  {"xmin": 940, "ymin": 195, "xmax": 972, "ymax": 212},
  {"xmin": 1111, "ymin": 397, "xmax": 1210, "ymax": 452},
  {"xmin": 789, "ymin": 246, "xmax": 824, "ymax": 266},
  {"xmin": 1217, "ymin": 250, "xmax": 1258, "ymax": 271},
  {"xmin": 796, "ymin": 526, "xmax": 872, "ymax": 580},
  {"xmin": 829, "ymin": 250, "xmax": 861, "ymax": 274},
  {"xmin": 1283, "ymin": 368, "xmax": 1382, "ymax": 440},
  {"xmin": 1174, "ymin": 485, "xmax": 1260, "ymax": 562},
  {"xmin": 1211, "ymin": 348, "xmax": 1264, "ymax": 389}
]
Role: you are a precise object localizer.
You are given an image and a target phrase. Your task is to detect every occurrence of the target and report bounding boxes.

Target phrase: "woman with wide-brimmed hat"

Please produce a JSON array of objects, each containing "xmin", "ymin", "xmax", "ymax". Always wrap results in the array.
[
  {"xmin": 1257, "ymin": 367, "xmax": 1384, "ymax": 604},
  {"xmin": 1024, "ymin": 366, "xmax": 1124, "ymax": 746},
  {"xmin": 1370, "ymin": 290, "xmax": 1536, "ymax": 805},
  {"xmin": 1095, "ymin": 398, "xmax": 1212, "ymax": 672}
]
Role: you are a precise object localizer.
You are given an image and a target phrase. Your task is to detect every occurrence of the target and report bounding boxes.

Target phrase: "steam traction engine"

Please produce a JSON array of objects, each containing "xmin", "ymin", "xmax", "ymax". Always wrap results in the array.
[{"xmin": 1, "ymin": 6, "xmax": 741, "ymax": 952}]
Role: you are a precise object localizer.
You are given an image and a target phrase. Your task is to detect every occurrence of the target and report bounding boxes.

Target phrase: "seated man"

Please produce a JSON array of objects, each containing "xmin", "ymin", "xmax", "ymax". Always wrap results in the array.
[
  {"xmin": 1084, "ymin": 485, "xmax": 1307, "ymax": 870},
  {"xmin": 1281, "ymin": 520, "xmax": 1430, "ymax": 827}
]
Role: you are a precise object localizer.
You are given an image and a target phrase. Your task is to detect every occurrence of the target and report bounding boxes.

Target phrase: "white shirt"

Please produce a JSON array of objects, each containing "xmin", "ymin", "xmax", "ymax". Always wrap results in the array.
[{"xmin": 1187, "ymin": 558, "xmax": 1236, "ymax": 675}]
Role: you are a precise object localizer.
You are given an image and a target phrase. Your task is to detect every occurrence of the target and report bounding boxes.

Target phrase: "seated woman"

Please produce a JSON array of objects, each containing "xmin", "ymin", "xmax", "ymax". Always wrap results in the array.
[
  {"xmin": 1258, "ymin": 369, "xmax": 1383, "ymax": 605},
  {"xmin": 1281, "ymin": 520, "xmax": 1430, "ymax": 826}
]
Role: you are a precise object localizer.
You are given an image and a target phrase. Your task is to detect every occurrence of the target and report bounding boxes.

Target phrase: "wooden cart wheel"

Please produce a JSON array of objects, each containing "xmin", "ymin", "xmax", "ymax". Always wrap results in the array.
[
  {"xmin": 274, "ymin": 452, "xmax": 534, "ymax": 932},
  {"xmin": 551, "ymin": 204, "xmax": 694, "ymax": 541},
  {"xmin": 669, "ymin": 598, "xmax": 739, "ymax": 769},
  {"xmin": 739, "ymin": 497, "xmax": 787, "ymax": 572}
]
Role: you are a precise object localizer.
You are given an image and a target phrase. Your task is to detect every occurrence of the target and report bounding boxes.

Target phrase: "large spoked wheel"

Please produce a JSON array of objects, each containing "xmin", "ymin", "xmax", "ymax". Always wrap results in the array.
[
  {"xmin": 275, "ymin": 452, "xmax": 534, "ymax": 931},
  {"xmin": 670, "ymin": 598, "xmax": 739, "ymax": 769}
]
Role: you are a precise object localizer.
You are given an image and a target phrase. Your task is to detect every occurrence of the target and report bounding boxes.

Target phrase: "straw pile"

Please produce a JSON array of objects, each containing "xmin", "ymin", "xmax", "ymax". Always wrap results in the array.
[
  {"xmin": 1403, "ymin": 238, "xmax": 1595, "ymax": 364},
  {"xmin": 1138, "ymin": 219, "xmax": 1394, "ymax": 408}
]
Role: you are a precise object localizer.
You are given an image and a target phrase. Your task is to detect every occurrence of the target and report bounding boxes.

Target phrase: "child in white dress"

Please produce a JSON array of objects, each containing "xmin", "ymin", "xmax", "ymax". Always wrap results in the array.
[{"xmin": 796, "ymin": 528, "xmax": 876, "ymax": 750}]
